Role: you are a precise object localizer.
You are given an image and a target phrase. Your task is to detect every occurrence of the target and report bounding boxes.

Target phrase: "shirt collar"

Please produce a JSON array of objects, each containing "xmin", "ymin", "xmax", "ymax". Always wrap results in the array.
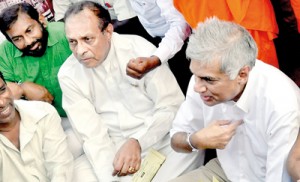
[
  {"xmin": 14, "ymin": 100, "xmax": 49, "ymax": 130},
  {"xmin": 235, "ymin": 60, "xmax": 258, "ymax": 113}
]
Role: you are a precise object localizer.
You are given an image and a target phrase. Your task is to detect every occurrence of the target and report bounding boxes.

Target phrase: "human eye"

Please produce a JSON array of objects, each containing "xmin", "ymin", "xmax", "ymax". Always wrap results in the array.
[
  {"xmin": 68, "ymin": 39, "xmax": 77, "ymax": 46},
  {"xmin": 0, "ymin": 84, "xmax": 7, "ymax": 94},
  {"xmin": 201, "ymin": 76, "xmax": 218, "ymax": 84},
  {"xmin": 84, "ymin": 37, "xmax": 94, "ymax": 44},
  {"xmin": 26, "ymin": 26, "xmax": 34, "ymax": 34},
  {"xmin": 11, "ymin": 37, "xmax": 21, "ymax": 42}
]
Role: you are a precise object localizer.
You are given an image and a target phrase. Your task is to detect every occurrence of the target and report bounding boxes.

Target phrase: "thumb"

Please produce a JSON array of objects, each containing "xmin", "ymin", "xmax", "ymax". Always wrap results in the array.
[
  {"xmin": 229, "ymin": 120, "xmax": 244, "ymax": 129},
  {"xmin": 216, "ymin": 120, "xmax": 231, "ymax": 126}
]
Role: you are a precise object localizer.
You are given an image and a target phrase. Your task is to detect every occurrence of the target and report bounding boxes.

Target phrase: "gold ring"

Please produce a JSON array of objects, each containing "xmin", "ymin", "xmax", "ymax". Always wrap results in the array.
[{"xmin": 128, "ymin": 166, "xmax": 135, "ymax": 172}]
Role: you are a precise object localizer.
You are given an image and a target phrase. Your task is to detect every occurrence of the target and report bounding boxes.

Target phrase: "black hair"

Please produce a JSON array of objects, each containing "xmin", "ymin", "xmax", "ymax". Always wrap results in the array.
[
  {"xmin": 0, "ymin": 2, "xmax": 39, "ymax": 42},
  {"xmin": 0, "ymin": 71, "xmax": 6, "ymax": 84},
  {"xmin": 64, "ymin": 1, "xmax": 111, "ymax": 31}
]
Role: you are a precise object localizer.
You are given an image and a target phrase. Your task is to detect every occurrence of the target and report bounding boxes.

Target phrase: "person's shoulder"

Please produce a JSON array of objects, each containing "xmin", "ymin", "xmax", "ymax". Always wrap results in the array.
[
  {"xmin": 0, "ymin": 39, "xmax": 15, "ymax": 49},
  {"xmin": 0, "ymin": 40, "xmax": 19, "ymax": 58},
  {"xmin": 47, "ymin": 21, "xmax": 67, "ymax": 37},
  {"xmin": 58, "ymin": 54, "xmax": 80, "ymax": 77},
  {"xmin": 47, "ymin": 21, "xmax": 65, "ymax": 30},
  {"xmin": 15, "ymin": 100, "xmax": 58, "ymax": 118}
]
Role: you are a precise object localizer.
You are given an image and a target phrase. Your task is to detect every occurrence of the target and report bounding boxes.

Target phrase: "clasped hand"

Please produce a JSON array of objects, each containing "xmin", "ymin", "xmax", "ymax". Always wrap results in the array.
[{"xmin": 126, "ymin": 56, "xmax": 161, "ymax": 79}]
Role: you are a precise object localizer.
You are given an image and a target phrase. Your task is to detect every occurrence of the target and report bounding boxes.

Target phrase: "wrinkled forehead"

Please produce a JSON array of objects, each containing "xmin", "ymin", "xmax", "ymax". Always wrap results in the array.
[
  {"xmin": 65, "ymin": 9, "xmax": 98, "ymax": 31},
  {"xmin": 65, "ymin": 10, "xmax": 101, "ymax": 40}
]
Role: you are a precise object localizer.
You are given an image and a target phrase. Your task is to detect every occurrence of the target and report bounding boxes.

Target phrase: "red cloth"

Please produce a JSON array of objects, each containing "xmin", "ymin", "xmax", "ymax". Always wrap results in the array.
[
  {"xmin": 174, "ymin": 0, "xmax": 279, "ymax": 68},
  {"xmin": 291, "ymin": 0, "xmax": 300, "ymax": 33}
]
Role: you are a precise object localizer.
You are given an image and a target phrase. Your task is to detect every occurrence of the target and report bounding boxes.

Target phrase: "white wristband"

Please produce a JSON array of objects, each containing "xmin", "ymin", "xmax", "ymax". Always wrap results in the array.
[{"xmin": 186, "ymin": 133, "xmax": 198, "ymax": 152}]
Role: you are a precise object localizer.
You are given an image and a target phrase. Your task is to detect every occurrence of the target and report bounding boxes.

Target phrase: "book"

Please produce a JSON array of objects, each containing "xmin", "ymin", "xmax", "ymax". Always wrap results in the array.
[{"xmin": 132, "ymin": 149, "xmax": 166, "ymax": 182}]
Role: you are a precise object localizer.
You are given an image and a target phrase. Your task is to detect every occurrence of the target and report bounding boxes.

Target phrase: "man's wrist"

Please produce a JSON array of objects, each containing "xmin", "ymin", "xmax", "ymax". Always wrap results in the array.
[
  {"xmin": 129, "ymin": 138, "xmax": 141, "ymax": 150},
  {"xmin": 186, "ymin": 133, "xmax": 198, "ymax": 152}
]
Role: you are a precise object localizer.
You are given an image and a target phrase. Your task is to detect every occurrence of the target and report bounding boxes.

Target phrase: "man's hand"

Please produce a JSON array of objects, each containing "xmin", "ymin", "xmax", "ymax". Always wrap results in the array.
[
  {"xmin": 191, "ymin": 120, "xmax": 243, "ymax": 150},
  {"xmin": 20, "ymin": 82, "xmax": 54, "ymax": 103},
  {"xmin": 112, "ymin": 138, "xmax": 142, "ymax": 177},
  {"xmin": 126, "ymin": 56, "xmax": 161, "ymax": 79}
]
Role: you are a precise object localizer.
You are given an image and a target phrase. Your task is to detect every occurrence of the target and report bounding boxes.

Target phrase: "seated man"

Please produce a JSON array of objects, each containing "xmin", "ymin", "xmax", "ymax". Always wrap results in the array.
[
  {"xmin": 58, "ymin": 1, "xmax": 202, "ymax": 181},
  {"xmin": 0, "ymin": 2, "xmax": 82, "ymax": 157},
  {"xmin": 0, "ymin": 71, "xmax": 73, "ymax": 181},
  {"xmin": 170, "ymin": 17, "xmax": 300, "ymax": 182}
]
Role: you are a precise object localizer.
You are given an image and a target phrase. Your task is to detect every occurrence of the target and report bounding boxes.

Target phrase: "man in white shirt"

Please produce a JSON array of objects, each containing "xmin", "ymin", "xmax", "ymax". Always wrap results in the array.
[
  {"xmin": 170, "ymin": 17, "xmax": 300, "ymax": 182},
  {"xmin": 58, "ymin": 1, "xmax": 202, "ymax": 182},
  {"xmin": 127, "ymin": 0, "xmax": 192, "ymax": 94},
  {"xmin": 0, "ymin": 71, "xmax": 73, "ymax": 182}
]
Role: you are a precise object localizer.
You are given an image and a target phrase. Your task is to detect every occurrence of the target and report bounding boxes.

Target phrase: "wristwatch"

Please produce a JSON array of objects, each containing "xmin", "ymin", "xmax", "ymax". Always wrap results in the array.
[{"xmin": 186, "ymin": 133, "xmax": 198, "ymax": 152}]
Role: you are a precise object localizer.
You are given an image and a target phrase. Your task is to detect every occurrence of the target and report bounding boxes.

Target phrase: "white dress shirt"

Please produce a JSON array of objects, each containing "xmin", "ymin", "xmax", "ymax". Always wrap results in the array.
[
  {"xmin": 53, "ymin": 0, "xmax": 136, "ymax": 21},
  {"xmin": 171, "ymin": 60, "xmax": 300, "ymax": 182},
  {"xmin": 0, "ymin": 100, "xmax": 74, "ymax": 182},
  {"xmin": 58, "ymin": 33, "xmax": 184, "ymax": 181},
  {"xmin": 129, "ymin": 0, "xmax": 191, "ymax": 63}
]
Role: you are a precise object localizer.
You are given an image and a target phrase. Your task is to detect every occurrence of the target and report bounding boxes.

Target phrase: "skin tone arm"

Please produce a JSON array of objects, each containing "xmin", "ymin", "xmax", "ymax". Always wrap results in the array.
[
  {"xmin": 112, "ymin": 138, "xmax": 142, "ymax": 176},
  {"xmin": 288, "ymin": 131, "xmax": 300, "ymax": 182},
  {"xmin": 7, "ymin": 82, "xmax": 54, "ymax": 103},
  {"xmin": 171, "ymin": 120, "xmax": 242, "ymax": 152},
  {"xmin": 126, "ymin": 56, "xmax": 161, "ymax": 79}
]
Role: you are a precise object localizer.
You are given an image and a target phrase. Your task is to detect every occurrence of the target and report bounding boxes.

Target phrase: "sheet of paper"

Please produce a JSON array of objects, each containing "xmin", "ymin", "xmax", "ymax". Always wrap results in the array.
[
  {"xmin": 132, "ymin": 148, "xmax": 166, "ymax": 182},
  {"xmin": 212, "ymin": 176, "xmax": 220, "ymax": 182}
]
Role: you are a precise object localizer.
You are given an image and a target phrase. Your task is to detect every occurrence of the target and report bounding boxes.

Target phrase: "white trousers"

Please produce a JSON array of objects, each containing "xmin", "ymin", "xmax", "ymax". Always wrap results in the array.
[
  {"xmin": 61, "ymin": 117, "xmax": 84, "ymax": 159},
  {"xmin": 71, "ymin": 143, "xmax": 204, "ymax": 182}
]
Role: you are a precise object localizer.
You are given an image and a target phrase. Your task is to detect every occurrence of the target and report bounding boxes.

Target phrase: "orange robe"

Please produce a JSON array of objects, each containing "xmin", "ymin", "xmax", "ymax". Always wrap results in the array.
[
  {"xmin": 174, "ymin": 0, "xmax": 279, "ymax": 68},
  {"xmin": 291, "ymin": 0, "xmax": 300, "ymax": 33}
]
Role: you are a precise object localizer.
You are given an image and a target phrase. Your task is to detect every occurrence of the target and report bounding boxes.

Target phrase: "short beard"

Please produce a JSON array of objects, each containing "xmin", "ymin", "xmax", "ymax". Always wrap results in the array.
[{"xmin": 21, "ymin": 24, "xmax": 49, "ymax": 57}]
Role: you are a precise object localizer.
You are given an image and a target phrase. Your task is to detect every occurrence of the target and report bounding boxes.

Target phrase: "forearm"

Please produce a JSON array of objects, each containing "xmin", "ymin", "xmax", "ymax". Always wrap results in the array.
[
  {"xmin": 154, "ymin": 0, "xmax": 191, "ymax": 63},
  {"xmin": 171, "ymin": 132, "xmax": 194, "ymax": 153},
  {"xmin": 288, "ymin": 158, "xmax": 300, "ymax": 182}
]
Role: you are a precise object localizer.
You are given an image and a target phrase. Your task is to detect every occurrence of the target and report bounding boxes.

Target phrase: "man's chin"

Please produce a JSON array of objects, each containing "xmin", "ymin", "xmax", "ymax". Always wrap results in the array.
[{"xmin": 23, "ymin": 49, "xmax": 46, "ymax": 57}]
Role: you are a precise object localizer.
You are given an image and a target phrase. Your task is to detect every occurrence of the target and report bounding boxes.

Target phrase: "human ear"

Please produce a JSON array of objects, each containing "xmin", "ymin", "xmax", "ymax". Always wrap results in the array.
[
  {"xmin": 38, "ymin": 14, "xmax": 47, "ymax": 28},
  {"xmin": 104, "ymin": 23, "xmax": 114, "ymax": 38},
  {"xmin": 237, "ymin": 66, "xmax": 250, "ymax": 84}
]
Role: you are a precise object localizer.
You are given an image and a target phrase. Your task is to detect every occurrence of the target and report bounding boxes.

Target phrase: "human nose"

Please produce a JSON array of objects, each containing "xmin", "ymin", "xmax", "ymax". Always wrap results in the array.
[
  {"xmin": 194, "ymin": 79, "xmax": 207, "ymax": 93},
  {"xmin": 0, "ymin": 96, "xmax": 5, "ymax": 108},
  {"xmin": 24, "ymin": 35, "xmax": 35, "ymax": 47},
  {"xmin": 75, "ymin": 41, "xmax": 87, "ymax": 56}
]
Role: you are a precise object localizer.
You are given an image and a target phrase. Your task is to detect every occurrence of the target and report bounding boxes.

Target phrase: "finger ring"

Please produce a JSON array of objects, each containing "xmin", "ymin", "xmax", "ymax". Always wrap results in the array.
[{"xmin": 128, "ymin": 166, "xmax": 135, "ymax": 172}]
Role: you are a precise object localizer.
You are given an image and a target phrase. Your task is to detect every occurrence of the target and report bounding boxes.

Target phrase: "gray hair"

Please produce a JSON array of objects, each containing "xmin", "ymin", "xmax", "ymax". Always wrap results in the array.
[{"xmin": 186, "ymin": 17, "xmax": 257, "ymax": 79}]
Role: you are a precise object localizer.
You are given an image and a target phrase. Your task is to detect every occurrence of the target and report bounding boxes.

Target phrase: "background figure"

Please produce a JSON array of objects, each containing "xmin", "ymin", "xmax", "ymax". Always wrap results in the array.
[
  {"xmin": 0, "ymin": 0, "xmax": 54, "ymax": 21},
  {"xmin": 173, "ymin": 0, "xmax": 279, "ymax": 68},
  {"xmin": 126, "ymin": 0, "xmax": 192, "ymax": 94},
  {"xmin": 59, "ymin": 1, "xmax": 202, "ymax": 181},
  {"xmin": 0, "ymin": 71, "xmax": 73, "ymax": 181},
  {"xmin": 169, "ymin": 17, "xmax": 300, "ymax": 182},
  {"xmin": 271, "ymin": 0, "xmax": 300, "ymax": 87}
]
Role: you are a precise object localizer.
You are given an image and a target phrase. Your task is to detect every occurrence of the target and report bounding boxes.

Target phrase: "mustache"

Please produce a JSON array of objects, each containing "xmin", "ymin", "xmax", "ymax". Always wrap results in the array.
[{"xmin": 25, "ymin": 39, "xmax": 40, "ymax": 50}]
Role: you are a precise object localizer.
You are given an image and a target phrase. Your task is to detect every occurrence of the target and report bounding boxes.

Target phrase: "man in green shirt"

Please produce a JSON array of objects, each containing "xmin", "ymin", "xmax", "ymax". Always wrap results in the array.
[
  {"xmin": 0, "ymin": 2, "xmax": 71, "ymax": 117},
  {"xmin": 0, "ymin": 3, "xmax": 82, "ymax": 158}
]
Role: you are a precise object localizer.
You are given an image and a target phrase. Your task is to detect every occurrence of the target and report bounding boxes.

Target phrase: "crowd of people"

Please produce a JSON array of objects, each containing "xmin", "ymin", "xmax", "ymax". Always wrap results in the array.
[{"xmin": 0, "ymin": 0, "xmax": 299, "ymax": 182}]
